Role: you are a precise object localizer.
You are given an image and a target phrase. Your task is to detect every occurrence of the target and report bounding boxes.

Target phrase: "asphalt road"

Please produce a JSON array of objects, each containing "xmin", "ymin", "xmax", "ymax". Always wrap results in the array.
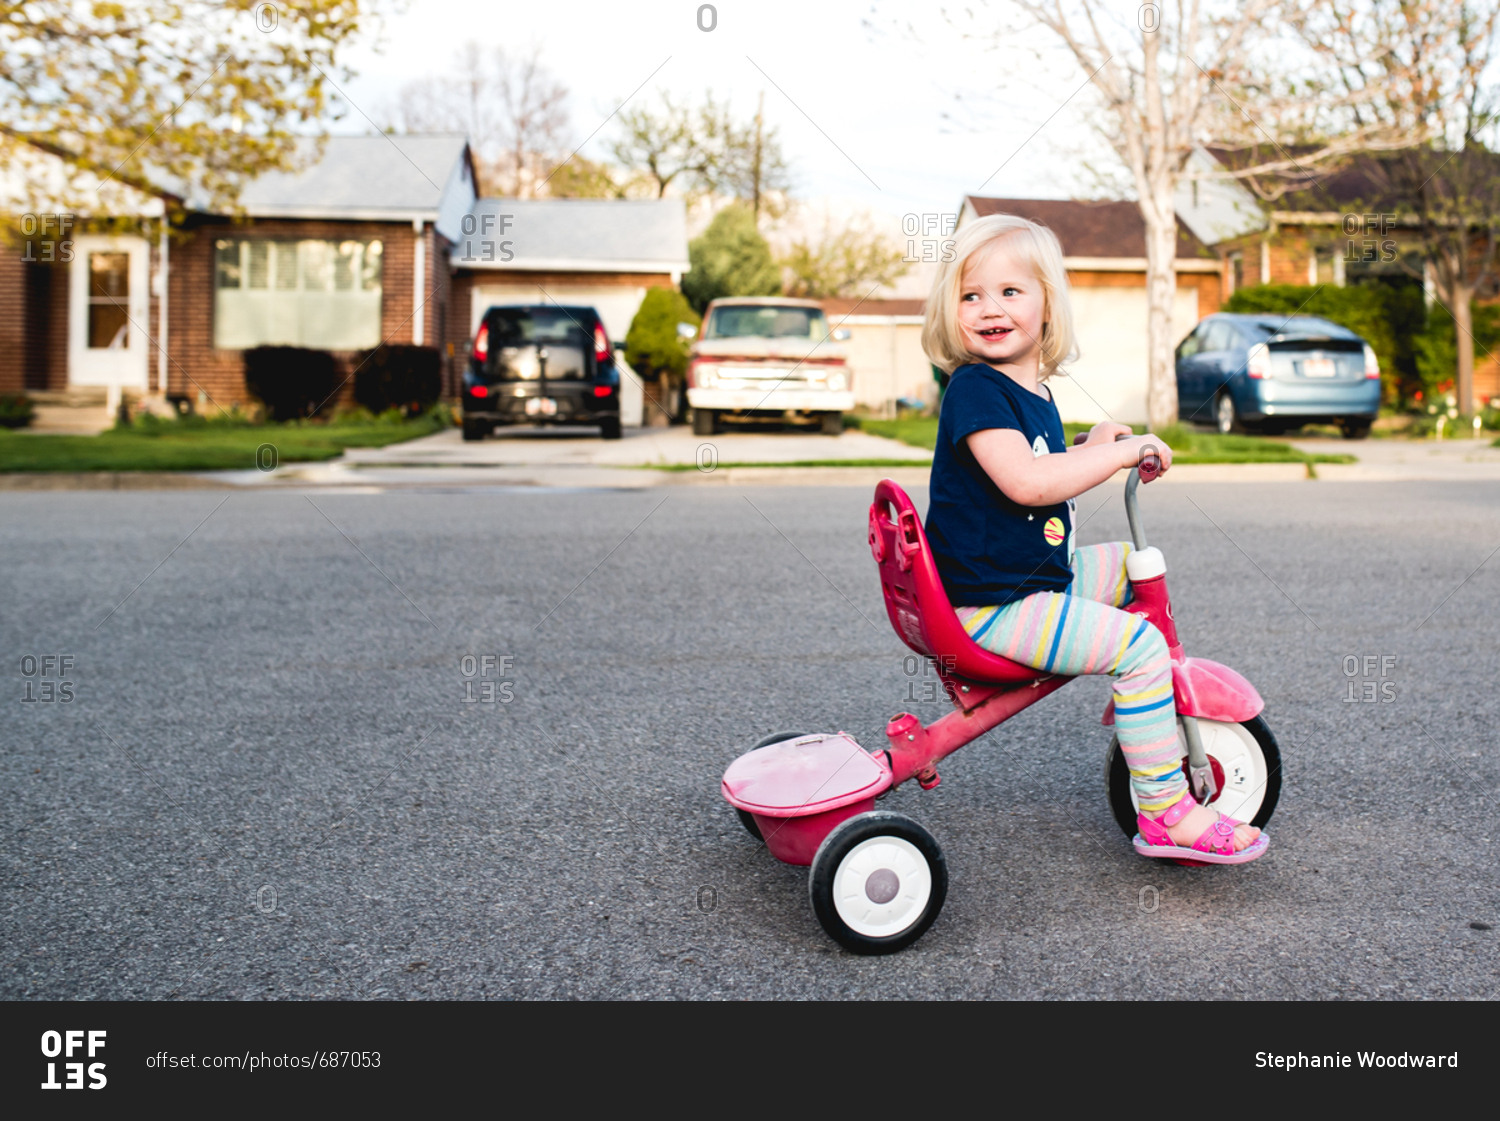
[{"xmin": 4, "ymin": 477, "xmax": 1498, "ymax": 999}]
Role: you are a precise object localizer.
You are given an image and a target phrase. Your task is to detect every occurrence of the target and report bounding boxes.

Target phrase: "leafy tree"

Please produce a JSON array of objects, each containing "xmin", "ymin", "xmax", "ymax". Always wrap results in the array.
[
  {"xmin": 681, "ymin": 203, "xmax": 782, "ymax": 313},
  {"xmin": 624, "ymin": 288, "xmax": 699, "ymax": 379},
  {"xmin": 542, "ymin": 155, "xmax": 624, "ymax": 199},
  {"xmin": 0, "ymin": 0, "xmax": 367, "ymax": 215},
  {"xmin": 780, "ymin": 220, "xmax": 909, "ymax": 298},
  {"xmin": 1290, "ymin": 0, "xmax": 1500, "ymax": 415}
]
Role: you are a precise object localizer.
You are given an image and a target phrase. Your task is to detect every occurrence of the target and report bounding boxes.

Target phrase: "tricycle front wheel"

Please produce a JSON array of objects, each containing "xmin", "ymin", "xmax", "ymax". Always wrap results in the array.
[
  {"xmin": 1105, "ymin": 715, "xmax": 1282, "ymax": 838},
  {"xmin": 809, "ymin": 811, "xmax": 947, "ymax": 955}
]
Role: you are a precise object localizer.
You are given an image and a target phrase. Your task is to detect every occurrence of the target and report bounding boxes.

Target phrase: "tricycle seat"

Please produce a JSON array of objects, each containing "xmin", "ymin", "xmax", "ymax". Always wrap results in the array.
[{"xmin": 869, "ymin": 479, "xmax": 1051, "ymax": 687}]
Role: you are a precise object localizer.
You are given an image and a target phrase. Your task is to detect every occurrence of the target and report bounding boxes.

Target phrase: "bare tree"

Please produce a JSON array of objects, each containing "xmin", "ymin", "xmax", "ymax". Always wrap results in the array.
[
  {"xmin": 965, "ymin": 1, "xmax": 1423, "ymax": 429},
  {"xmin": 1289, "ymin": 0, "xmax": 1500, "ymax": 416},
  {"xmin": 390, "ymin": 44, "xmax": 569, "ymax": 197},
  {"xmin": 607, "ymin": 91, "xmax": 792, "ymax": 212}
]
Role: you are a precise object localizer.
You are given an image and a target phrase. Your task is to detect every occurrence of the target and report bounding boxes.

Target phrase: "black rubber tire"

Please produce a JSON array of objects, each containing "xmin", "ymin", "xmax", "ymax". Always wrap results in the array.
[
  {"xmin": 599, "ymin": 416, "xmax": 622, "ymax": 440},
  {"xmin": 692, "ymin": 407, "xmax": 716, "ymax": 436},
  {"xmin": 733, "ymin": 731, "xmax": 810, "ymax": 843},
  {"xmin": 1215, "ymin": 392, "xmax": 1242, "ymax": 435},
  {"xmin": 820, "ymin": 412, "xmax": 844, "ymax": 435},
  {"xmin": 461, "ymin": 417, "xmax": 488, "ymax": 441},
  {"xmin": 809, "ymin": 811, "xmax": 947, "ymax": 955},
  {"xmin": 1105, "ymin": 715, "xmax": 1282, "ymax": 839},
  {"xmin": 1340, "ymin": 418, "xmax": 1372, "ymax": 440}
]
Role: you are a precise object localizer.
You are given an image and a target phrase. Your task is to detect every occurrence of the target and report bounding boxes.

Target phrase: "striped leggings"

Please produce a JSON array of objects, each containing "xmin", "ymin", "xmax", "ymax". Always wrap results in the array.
[{"xmin": 955, "ymin": 542, "xmax": 1188, "ymax": 813}]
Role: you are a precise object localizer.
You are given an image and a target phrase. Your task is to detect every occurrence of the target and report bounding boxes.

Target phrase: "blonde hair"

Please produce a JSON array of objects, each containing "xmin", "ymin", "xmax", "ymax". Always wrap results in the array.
[{"xmin": 922, "ymin": 213, "xmax": 1079, "ymax": 378}]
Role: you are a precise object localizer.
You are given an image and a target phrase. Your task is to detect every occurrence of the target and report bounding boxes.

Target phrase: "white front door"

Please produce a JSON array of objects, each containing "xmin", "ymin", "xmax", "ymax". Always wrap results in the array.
[{"xmin": 69, "ymin": 235, "xmax": 150, "ymax": 389}]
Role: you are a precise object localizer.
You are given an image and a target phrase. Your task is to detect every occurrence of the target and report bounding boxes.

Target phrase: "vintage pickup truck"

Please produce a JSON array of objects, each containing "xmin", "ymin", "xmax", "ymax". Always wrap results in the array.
[{"xmin": 684, "ymin": 297, "xmax": 854, "ymax": 435}]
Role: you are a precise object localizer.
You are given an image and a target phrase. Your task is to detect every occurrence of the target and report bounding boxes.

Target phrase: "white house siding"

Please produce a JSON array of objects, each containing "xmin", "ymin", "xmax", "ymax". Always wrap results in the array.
[
  {"xmin": 841, "ymin": 317, "xmax": 933, "ymax": 411},
  {"xmin": 1049, "ymin": 284, "xmax": 1200, "ymax": 426}
]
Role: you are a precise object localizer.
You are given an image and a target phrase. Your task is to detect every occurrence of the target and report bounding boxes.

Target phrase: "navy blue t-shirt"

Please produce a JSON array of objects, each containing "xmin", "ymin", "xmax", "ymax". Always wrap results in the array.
[{"xmin": 925, "ymin": 363, "xmax": 1076, "ymax": 607}]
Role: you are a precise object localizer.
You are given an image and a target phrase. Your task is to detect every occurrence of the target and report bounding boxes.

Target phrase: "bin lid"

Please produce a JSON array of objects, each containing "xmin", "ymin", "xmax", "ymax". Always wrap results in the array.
[{"xmin": 722, "ymin": 733, "xmax": 891, "ymax": 816}]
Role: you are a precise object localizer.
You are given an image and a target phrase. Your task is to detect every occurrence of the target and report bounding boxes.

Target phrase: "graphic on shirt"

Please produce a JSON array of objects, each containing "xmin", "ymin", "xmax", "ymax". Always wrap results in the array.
[
  {"xmin": 1043, "ymin": 516, "xmax": 1065, "ymax": 546},
  {"xmin": 1031, "ymin": 434, "xmax": 1049, "ymax": 457}
]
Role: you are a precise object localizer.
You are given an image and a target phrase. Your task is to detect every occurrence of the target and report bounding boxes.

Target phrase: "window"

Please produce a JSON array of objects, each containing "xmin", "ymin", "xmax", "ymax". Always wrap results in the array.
[
  {"xmin": 1202, "ymin": 320, "xmax": 1239, "ymax": 353},
  {"xmin": 213, "ymin": 238, "xmax": 383, "ymax": 350},
  {"xmin": 87, "ymin": 252, "xmax": 131, "ymax": 348}
]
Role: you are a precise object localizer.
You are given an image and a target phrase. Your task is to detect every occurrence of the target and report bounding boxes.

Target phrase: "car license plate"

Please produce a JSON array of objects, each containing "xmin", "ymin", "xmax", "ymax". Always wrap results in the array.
[
  {"xmin": 525, "ymin": 397, "xmax": 557, "ymax": 416},
  {"xmin": 1302, "ymin": 357, "xmax": 1335, "ymax": 377}
]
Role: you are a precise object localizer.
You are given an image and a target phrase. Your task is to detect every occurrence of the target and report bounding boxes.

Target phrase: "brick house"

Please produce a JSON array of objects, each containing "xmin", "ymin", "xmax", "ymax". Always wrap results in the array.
[
  {"xmin": 2, "ymin": 134, "xmax": 478, "ymax": 423},
  {"xmin": 1176, "ymin": 146, "xmax": 1500, "ymax": 401},
  {"xmin": 956, "ymin": 196, "xmax": 1223, "ymax": 424},
  {"xmin": 3, "ymin": 137, "xmax": 694, "ymax": 427}
]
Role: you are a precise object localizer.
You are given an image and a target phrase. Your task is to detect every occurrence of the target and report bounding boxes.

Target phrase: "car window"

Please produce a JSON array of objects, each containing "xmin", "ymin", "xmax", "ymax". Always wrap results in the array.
[
  {"xmin": 706, "ymin": 305, "xmax": 831, "ymax": 340},
  {"xmin": 486, "ymin": 307, "xmax": 589, "ymax": 347},
  {"xmin": 1177, "ymin": 327, "xmax": 1204, "ymax": 360},
  {"xmin": 1202, "ymin": 321, "xmax": 1239, "ymax": 352}
]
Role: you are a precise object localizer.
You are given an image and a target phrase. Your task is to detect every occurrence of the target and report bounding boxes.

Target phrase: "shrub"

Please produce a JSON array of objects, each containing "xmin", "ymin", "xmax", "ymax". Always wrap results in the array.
[
  {"xmin": 0, "ymin": 393, "xmax": 36, "ymax": 429},
  {"xmin": 243, "ymin": 347, "xmax": 339, "ymax": 422},
  {"xmin": 353, "ymin": 344, "xmax": 442, "ymax": 417},
  {"xmin": 625, "ymin": 288, "xmax": 699, "ymax": 379}
]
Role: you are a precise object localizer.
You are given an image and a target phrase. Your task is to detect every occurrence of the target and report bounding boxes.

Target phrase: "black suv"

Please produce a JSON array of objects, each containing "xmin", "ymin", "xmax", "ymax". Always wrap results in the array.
[{"xmin": 462, "ymin": 305, "xmax": 622, "ymax": 440}]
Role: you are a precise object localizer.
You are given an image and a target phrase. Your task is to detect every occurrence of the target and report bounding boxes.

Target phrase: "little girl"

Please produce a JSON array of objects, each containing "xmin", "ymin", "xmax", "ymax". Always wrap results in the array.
[{"xmin": 920, "ymin": 214, "xmax": 1267, "ymax": 863}]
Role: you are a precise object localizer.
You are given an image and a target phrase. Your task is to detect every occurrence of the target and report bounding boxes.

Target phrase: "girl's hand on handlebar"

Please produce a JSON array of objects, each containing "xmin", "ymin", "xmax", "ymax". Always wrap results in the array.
[
  {"xmin": 1117, "ymin": 434, "xmax": 1172, "ymax": 474},
  {"xmin": 1080, "ymin": 421, "xmax": 1134, "ymax": 446}
]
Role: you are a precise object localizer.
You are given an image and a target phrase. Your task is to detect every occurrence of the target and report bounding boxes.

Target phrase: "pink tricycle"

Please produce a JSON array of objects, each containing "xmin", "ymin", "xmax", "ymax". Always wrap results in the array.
[{"xmin": 721, "ymin": 449, "xmax": 1282, "ymax": 954}]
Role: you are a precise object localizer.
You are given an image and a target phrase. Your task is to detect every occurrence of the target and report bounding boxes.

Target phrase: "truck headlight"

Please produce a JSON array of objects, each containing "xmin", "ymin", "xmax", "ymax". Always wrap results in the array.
[
  {"xmin": 826, "ymin": 370, "xmax": 847, "ymax": 392},
  {"xmin": 695, "ymin": 365, "xmax": 718, "ymax": 388}
]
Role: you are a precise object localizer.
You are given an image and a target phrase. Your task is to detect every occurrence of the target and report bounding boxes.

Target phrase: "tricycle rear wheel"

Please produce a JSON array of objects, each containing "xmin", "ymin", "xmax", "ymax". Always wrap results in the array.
[
  {"xmin": 1105, "ymin": 715, "xmax": 1282, "ymax": 838},
  {"xmin": 733, "ymin": 731, "xmax": 810, "ymax": 842}
]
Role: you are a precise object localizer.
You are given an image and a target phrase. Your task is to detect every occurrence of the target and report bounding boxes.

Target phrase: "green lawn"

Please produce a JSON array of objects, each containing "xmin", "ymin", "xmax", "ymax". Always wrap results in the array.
[
  {"xmin": 848, "ymin": 416, "xmax": 1356, "ymax": 465},
  {"xmin": 0, "ymin": 414, "xmax": 448, "ymax": 473}
]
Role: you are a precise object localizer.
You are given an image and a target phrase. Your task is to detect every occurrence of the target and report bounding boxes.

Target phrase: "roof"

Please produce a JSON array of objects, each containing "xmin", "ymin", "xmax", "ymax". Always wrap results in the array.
[
  {"xmin": 710, "ymin": 296, "xmax": 825, "ymax": 308},
  {"xmin": 232, "ymin": 134, "xmax": 474, "ymax": 221},
  {"xmin": 964, "ymin": 196, "xmax": 1215, "ymax": 260},
  {"xmin": 452, "ymin": 198, "xmax": 689, "ymax": 273}
]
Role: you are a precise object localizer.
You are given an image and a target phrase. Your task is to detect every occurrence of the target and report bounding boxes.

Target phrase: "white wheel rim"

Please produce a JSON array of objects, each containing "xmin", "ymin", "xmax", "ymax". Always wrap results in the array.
[
  {"xmin": 1218, "ymin": 397, "xmax": 1233, "ymax": 431},
  {"xmin": 1126, "ymin": 720, "xmax": 1269, "ymax": 824},
  {"xmin": 831, "ymin": 836, "xmax": 932, "ymax": 938}
]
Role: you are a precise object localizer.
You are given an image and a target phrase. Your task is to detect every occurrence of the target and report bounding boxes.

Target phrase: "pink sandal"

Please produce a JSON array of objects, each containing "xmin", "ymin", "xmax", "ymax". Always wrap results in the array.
[{"xmin": 1133, "ymin": 792, "xmax": 1269, "ymax": 865}]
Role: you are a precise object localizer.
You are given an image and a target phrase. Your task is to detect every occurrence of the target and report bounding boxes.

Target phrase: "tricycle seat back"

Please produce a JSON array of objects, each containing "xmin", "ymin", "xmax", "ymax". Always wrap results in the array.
[{"xmin": 869, "ymin": 479, "xmax": 1051, "ymax": 686}]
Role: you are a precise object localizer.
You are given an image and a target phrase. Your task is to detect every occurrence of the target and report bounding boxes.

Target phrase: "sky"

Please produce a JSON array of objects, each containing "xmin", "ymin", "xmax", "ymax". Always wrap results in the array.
[{"xmin": 332, "ymin": 0, "xmax": 1116, "ymax": 261}]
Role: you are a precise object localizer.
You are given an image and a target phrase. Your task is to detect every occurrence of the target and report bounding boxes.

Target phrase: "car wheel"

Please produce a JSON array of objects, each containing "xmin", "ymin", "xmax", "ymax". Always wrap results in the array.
[
  {"xmin": 820, "ymin": 412, "xmax": 844, "ymax": 435},
  {"xmin": 1215, "ymin": 392, "xmax": 1241, "ymax": 435},
  {"xmin": 692, "ymin": 408, "xmax": 716, "ymax": 436},
  {"xmin": 461, "ymin": 418, "xmax": 488, "ymax": 441},
  {"xmin": 809, "ymin": 811, "xmax": 947, "ymax": 955},
  {"xmin": 1340, "ymin": 418, "xmax": 1372, "ymax": 440},
  {"xmin": 599, "ymin": 416, "xmax": 622, "ymax": 440},
  {"xmin": 1104, "ymin": 715, "xmax": 1282, "ymax": 839}
]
